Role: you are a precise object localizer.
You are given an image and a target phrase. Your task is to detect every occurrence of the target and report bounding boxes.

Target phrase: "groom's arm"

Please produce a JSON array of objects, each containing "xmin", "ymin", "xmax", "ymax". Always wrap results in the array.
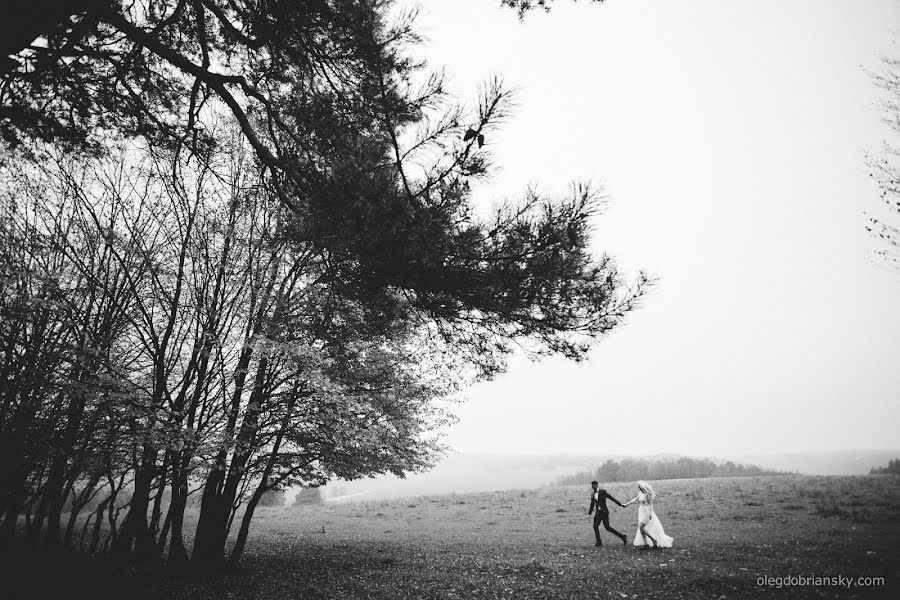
[{"xmin": 605, "ymin": 492, "xmax": 625, "ymax": 508}]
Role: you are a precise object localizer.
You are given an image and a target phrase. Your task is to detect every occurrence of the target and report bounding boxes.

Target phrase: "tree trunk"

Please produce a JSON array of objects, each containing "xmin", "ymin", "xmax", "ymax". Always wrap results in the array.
[
  {"xmin": 191, "ymin": 345, "xmax": 256, "ymax": 568},
  {"xmin": 0, "ymin": 464, "xmax": 28, "ymax": 546},
  {"xmin": 191, "ymin": 491, "xmax": 229, "ymax": 568},
  {"xmin": 88, "ymin": 496, "xmax": 111, "ymax": 554},
  {"xmin": 147, "ymin": 452, "xmax": 169, "ymax": 554},
  {"xmin": 166, "ymin": 457, "xmax": 190, "ymax": 567},
  {"xmin": 228, "ymin": 389, "xmax": 298, "ymax": 568},
  {"xmin": 25, "ymin": 488, "xmax": 50, "ymax": 548},
  {"xmin": 0, "ymin": 393, "xmax": 42, "ymax": 547},
  {"xmin": 113, "ymin": 445, "xmax": 157, "ymax": 559},
  {"xmin": 45, "ymin": 373, "xmax": 88, "ymax": 550},
  {"xmin": 104, "ymin": 486, "xmax": 121, "ymax": 550},
  {"xmin": 227, "ymin": 484, "xmax": 264, "ymax": 569},
  {"xmin": 77, "ymin": 513, "xmax": 92, "ymax": 551}
]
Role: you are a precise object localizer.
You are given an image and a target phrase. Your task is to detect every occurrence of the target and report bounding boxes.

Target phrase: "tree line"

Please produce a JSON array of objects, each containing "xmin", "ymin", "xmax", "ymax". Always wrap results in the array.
[
  {"xmin": 0, "ymin": 0, "xmax": 644, "ymax": 569},
  {"xmin": 556, "ymin": 457, "xmax": 789, "ymax": 486},
  {"xmin": 869, "ymin": 459, "xmax": 900, "ymax": 475}
]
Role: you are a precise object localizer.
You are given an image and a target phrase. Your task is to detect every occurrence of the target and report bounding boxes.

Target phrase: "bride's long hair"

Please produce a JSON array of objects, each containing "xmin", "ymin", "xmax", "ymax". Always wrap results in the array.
[{"xmin": 637, "ymin": 480, "xmax": 656, "ymax": 501}]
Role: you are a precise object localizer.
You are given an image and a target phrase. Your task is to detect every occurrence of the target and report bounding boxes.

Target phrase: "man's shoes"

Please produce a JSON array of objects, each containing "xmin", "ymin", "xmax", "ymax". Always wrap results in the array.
[
  {"xmin": 621, "ymin": 534, "xmax": 627, "ymax": 546},
  {"xmin": 594, "ymin": 542, "xmax": 602, "ymax": 547}
]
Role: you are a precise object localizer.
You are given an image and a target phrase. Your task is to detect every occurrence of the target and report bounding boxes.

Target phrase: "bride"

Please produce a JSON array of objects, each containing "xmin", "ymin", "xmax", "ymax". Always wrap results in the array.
[{"xmin": 622, "ymin": 481, "xmax": 674, "ymax": 548}]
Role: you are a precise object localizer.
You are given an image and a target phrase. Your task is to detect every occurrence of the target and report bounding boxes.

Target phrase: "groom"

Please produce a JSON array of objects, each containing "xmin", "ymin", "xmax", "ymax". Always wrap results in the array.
[{"xmin": 588, "ymin": 480, "xmax": 627, "ymax": 547}]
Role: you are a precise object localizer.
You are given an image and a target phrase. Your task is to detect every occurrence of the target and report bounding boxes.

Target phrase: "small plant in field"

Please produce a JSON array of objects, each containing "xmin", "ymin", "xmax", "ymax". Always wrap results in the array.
[
  {"xmin": 814, "ymin": 500, "xmax": 846, "ymax": 518},
  {"xmin": 850, "ymin": 508, "xmax": 874, "ymax": 523},
  {"xmin": 505, "ymin": 558, "xmax": 554, "ymax": 581}
]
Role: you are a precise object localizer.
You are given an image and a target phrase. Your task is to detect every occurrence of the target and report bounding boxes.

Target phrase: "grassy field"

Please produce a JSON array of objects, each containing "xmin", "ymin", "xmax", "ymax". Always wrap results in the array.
[{"xmin": 2, "ymin": 475, "xmax": 898, "ymax": 599}]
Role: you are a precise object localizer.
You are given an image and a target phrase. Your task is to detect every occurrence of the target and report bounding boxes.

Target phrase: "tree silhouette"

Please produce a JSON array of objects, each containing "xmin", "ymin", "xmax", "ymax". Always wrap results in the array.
[{"xmin": 866, "ymin": 42, "xmax": 900, "ymax": 269}]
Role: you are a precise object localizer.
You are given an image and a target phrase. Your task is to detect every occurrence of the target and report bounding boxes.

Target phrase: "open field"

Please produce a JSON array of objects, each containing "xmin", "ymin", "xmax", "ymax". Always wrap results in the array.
[{"xmin": 2, "ymin": 475, "xmax": 898, "ymax": 599}]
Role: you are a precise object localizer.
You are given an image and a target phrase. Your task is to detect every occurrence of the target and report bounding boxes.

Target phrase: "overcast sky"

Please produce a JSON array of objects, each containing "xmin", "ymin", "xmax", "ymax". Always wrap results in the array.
[{"xmin": 407, "ymin": 0, "xmax": 900, "ymax": 458}]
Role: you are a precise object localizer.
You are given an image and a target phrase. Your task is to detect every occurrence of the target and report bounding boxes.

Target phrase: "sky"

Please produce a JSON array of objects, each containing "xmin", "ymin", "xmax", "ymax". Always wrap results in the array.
[{"xmin": 398, "ymin": 0, "xmax": 900, "ymax": 459}]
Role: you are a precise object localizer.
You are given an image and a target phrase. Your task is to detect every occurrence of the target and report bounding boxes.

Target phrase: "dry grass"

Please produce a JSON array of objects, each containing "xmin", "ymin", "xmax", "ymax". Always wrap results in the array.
[{"xmin": 2, "ymin": 475, "xmax": 898, "ymax": 599}]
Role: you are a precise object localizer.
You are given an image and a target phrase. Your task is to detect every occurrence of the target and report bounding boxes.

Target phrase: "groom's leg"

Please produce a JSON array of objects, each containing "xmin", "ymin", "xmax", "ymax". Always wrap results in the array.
[
  {"xmin": 592, "ymin": 513, "xmax": 603, "ymax": 545},
  {"xmin": 601, "ymin": 515, "xmax": 625, "ymax": 540}
]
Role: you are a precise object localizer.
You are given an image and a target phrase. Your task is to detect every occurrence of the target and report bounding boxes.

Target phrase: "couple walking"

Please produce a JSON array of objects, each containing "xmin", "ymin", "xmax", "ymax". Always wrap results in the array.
[{"xmin": 588, "ymin": 480, "xmax": 673, "ymax": 548}]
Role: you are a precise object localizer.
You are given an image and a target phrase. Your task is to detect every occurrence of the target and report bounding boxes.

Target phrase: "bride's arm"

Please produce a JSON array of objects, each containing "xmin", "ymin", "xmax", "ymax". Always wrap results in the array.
[{"xmin": 622, "ymin": 495, "xmax": 639, "ymax": 507}]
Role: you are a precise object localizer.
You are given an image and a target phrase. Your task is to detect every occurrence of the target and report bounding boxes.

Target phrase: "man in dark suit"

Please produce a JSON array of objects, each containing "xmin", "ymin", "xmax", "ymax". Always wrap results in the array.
[{"xmin": 588, "ymin": 480, "xmax": 627, "ymax": 547}]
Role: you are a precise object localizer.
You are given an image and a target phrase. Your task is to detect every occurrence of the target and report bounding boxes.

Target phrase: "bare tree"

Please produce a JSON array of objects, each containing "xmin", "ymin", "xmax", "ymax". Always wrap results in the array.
[{"xmin": 866, "ymin": 43, "xmax": 900, "ymax": 269}]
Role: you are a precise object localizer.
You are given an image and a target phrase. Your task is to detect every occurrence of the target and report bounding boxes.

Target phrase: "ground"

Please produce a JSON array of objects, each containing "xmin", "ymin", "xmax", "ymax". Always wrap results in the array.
[{"xmin": 2, "ymin": 475, "xmax": 898, "ymax": 599}]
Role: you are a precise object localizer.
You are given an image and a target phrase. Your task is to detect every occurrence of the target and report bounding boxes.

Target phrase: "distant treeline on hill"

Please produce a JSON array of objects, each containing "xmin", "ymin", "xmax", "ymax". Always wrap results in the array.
[
  {"xmin": 870, "ymin": 459, "xmax": 900, "ymax": 475},
  {"xmin": 556, "ymin": 457, "xmax": 789, "ymax": 486}
]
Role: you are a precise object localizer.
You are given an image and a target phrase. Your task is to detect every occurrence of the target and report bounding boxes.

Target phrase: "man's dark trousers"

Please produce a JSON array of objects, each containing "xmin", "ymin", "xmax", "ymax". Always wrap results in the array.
[{"xmin": 593, "ymin": 510, "xmax": 625, "ymax": 546}]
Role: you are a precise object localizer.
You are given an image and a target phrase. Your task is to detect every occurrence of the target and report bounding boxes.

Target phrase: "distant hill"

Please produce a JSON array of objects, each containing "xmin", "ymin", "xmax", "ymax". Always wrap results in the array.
[
  {"xmin": 298, "ymin": 449, "xmax": 900, "ymax": 503},
  {"xmin": 731, "ymin": 449, "xmax": 900, "ymax": 476}
]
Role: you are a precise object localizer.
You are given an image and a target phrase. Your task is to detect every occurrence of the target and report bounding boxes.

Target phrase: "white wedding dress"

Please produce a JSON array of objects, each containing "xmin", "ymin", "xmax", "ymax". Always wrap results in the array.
[{"xmin": 633, "ymin": 492, "xmax": 674, "ymax": 548}]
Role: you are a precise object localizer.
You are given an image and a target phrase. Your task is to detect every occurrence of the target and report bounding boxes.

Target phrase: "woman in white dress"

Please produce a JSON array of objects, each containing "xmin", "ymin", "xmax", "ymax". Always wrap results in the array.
[{"xmin": 622, "ymin": 480, "xmax": 674, "ymax": 548}]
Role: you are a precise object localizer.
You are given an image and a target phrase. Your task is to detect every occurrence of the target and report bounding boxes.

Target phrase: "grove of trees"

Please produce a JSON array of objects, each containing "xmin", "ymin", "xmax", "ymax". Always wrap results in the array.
[
  {"xmin": 0, "ymin": 0, "xmax": 644, "ymax": 569},
  {"xmin": 292, "ymin": 487, "xmax": 323, "ymax": 506}
]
